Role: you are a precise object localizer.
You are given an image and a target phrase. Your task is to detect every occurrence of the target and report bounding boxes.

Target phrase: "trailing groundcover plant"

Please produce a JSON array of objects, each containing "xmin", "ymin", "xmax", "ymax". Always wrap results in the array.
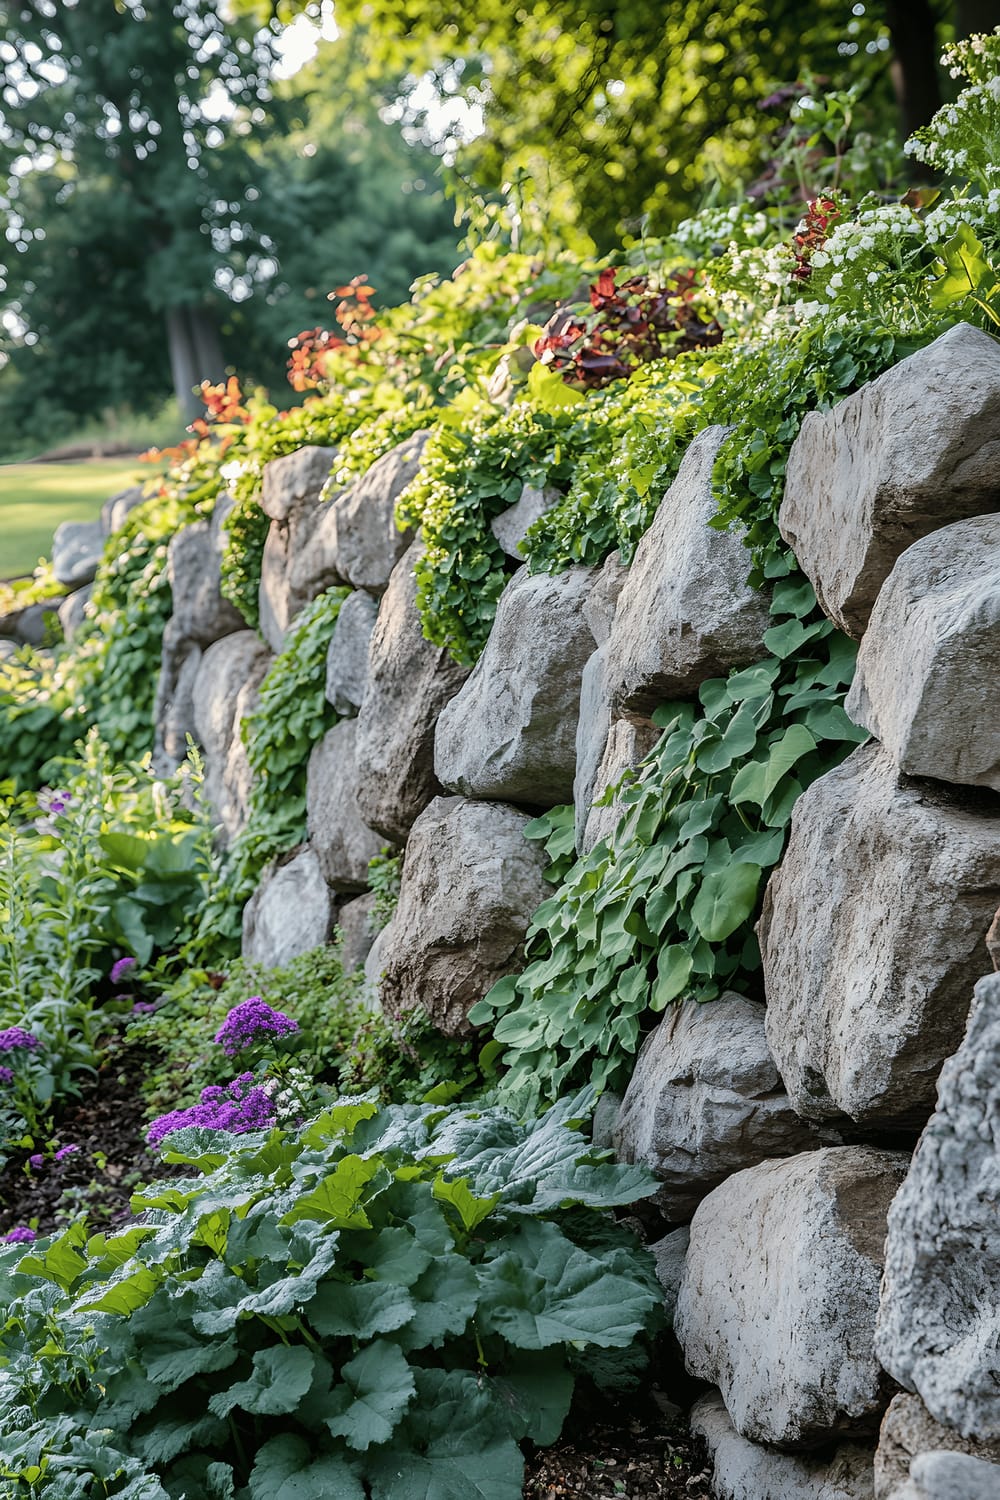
[{"xmin": 0, "ymin": 1093, "xmax": 660, "ymax": 1498}]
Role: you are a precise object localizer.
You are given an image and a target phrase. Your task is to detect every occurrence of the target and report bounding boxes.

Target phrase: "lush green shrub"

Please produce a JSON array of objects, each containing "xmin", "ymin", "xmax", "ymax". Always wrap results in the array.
[{"xmin": 0, "ymin": 1092, "xmax": 662, "ymax": 1498}]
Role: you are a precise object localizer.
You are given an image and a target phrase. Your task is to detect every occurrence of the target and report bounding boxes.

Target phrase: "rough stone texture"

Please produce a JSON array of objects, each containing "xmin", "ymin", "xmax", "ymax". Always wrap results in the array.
[
  {"xmin": 434, "ymin": 566, "xmax": 597, "ymax": 806},
  {"xmin": 355, "ymin": 543, "xmax": 470, "ymax": 843},
  {"xmin": 218, "ymin": 673, "xmax": 264, "ymax": 840},
  {"xmin": 876, "ymin": 972, "xmax": 1000, "ymax": 1441},
  {"xmin": 573, "ymin": 644, "xmax": 615, "ymax": 853},
  {"xmin": 581, "ymin": 717, "xmax": 661, "ymax": 854},
  {"xmin": 241, "ymin": 847, "xmax": 333, "ymax": 968},
  {"xmin": 846, "ymin": 516, "xmax": 1000, "ymax": 791},
  {"xmin": 892, "ymin": 1452, "xmax": 1000, "ymax": 1500},
  {"xmin": 675, "ymin": 1146, "xmax": 908, "ymax": 1447},
  {"xmin": 375, "ymin": 796, "xmax": 550, "ymax": 1035},
  {"xmin": 489, "ymin": 482, "xmax": 560, "ymax": 559},
  {"xmin": 336, "ymin": 892, "xmax": 379, "ymax": 973},
  {"xmin": 779, "ymin": 323, "xmax": 1000, "ymax": 638},
  {"xmin": 167, "ymin": 520, "xmax": 245, "ymax": 644},
  {"xmin": 325, "ymin": 589, "xmax": 378, "ymax": 716},
  {"xmin": 759, "ymin": 743, "xmax": 1000, "ymax": 1128},
  {"xmin": 602, "ymin": 426, "xmax": 770, "ymax": 717},
  {"xmin": 153, "ymin": 620, "xmax": 202, "ymax": 772},
  {"xmin": 101, "ymin": 484, "xmax": 146, "ymax": 536},
  {"xmin": 191, "ymin": 631, "xmax": 272, "ymax": 835},
  {"xmin": 649, "ymin": 1227, "xmax": 689, "ymax": 1325},
  {"xmin": 312, "ymin": 432, "xmax": 425, "ymax": 592},
  {"xmin": 692, "ymin": 1392, "xmax": 877, "ymax": 1500},
  {"xmin": 615, "ymin": 994, "xmax": 830, "ymax": 1222},
  {"xmin": 52, "ymin": 519, "xmax": 105, "ymax": 587},
  {"xmin": 306, "ymin": 720, "xmax": 383, "ymax": 891},
  {"xmin": 987, "ymin": 908, "xmax": 1000, "ymax": 973},
  {"xmin": 258, "ymin": 500, "xmax": 339, "ymax": 654},
  {"xmin": 583, "ymin": 549, "xmax": 628, "ymax": 645},
  {"xmin": 0, "ymin": 600, "xmax": 58, "ymax": 646},
  {"xmin": 56, "ymin": 584, "xmax": 92, "ymax": 642},
  {"xmin": 260, "ymin": 445, "xmax": 336, "ymax": 522},
  {"xmin": 875, "ymin": 1395, "xmax": 1000, "ymax": 1500}
]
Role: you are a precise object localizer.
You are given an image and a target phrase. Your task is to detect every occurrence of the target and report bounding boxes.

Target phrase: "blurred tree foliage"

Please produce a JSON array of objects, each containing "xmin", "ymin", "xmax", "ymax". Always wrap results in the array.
[
  {"xmin": 248, "ymin": 0, "xmax": 999, "ymax": 251},
  {"xmin": 0, "ymin": 6, "xmax": 458, "ymax": 450}
]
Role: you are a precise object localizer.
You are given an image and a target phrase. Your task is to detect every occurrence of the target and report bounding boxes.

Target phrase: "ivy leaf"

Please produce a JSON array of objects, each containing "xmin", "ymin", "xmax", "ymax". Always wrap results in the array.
[
  {"xmin": 690, "ymin": 863, "xmax": 763, "ymax": 942},
  {"xmin": 249, "ymin": 1435, "xmax": 365, "ymax": 1500},
  {"xmin": 762, "ymin": 724, "xmax": 817, "ymax": 800},
  {"xmin": 209, "ymin": 1345, "xmax": 317, "ymax": 1418},
  {"xmin": 650, "ymin": 944, "xmax": 694, "ymax": 1008},
  {"xmin": 325, "ymin": 1340, "xmax": 417, "ymax": 1451},
  {"xmin": 694, "ymin": 698, "xmax": 762, "ymax": 772}
]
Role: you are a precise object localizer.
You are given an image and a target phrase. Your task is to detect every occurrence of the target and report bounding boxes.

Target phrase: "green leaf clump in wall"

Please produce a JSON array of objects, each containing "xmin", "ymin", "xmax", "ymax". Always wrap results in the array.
[
  {"xmin": 0, "ymin": 1092, "xmax": 662, "ymax": 1498},
  {"xmin": 470, "ymin": 556, "xmax": 869, "ymax": 1115}
]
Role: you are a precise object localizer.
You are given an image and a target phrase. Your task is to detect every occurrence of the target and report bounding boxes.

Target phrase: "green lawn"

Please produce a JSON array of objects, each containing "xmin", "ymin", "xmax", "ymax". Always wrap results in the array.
[{"xmin": 0, "ymin": 459, "xmax": 143, "ymax": 578}]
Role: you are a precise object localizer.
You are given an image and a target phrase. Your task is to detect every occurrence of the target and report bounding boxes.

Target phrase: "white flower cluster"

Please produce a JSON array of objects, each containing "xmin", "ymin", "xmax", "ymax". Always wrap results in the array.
[
  {"xmin": 907, "ymin": 30, "xmax": 1000, "ymax": 186},
  {"xmin": 669, "ymin": 201, "xmax": 773, "ymax": 261}
]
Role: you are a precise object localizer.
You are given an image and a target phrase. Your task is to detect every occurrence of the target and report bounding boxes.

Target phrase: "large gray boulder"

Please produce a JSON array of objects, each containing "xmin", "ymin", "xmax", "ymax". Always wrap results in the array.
[
  {"xmin": 876, "ymin": 972, "xmax": 1000, "ymax": 1441},
  {"xmin": 52, "ymin": 519, "xmax": 105, "ymax": 588},
  {"xmin": 846, "ymin": 516, "xmax": 1000, "ymax": 791},
  {"xmin": 101, "ymin": 484, "xmax": 146, "ymax": 536},
  {"xmin": 241, "ymin": 847, "xmax": 333, "ymax": 968},
  {"xmin": 489, "ymin": 482, "xmax": 559, "ymax": 560},
  {"xmin": 692, "ymin": 1391, "xmax": 877, "ymax": 1500},
  {"xmin": 614, "ymin": 993, "xmax": 829, "ymax": 1222},
  {"xmin": 336, "ymin": 892, "xmax": 378, "ymax": 973},
  {"xmin": 305, "ymin": 719, "xmax": 383, "ymax": 892},
  {"xmin": 573, "ymin": 643, "xmax": 615, "ymax": 852},
  {"xmin": 780, "ymin": 323, "xmax": 1000, "ymax": 638},
  {"xmin": 759, "ymin": 743, "xmax": 1000, "ymax": 1128},
  {"xmin": 601, "ymin": 426, "xmax": 770, "ymax": 717},
  {"xmin": 56, "ymin": 584, "xmax": 92, "ymax": 643},
  {"xmin": 875, "ymin": 1395, "xmax": 1000, "ymax": 1500},
  {"xmin": 649, "ymin": 1227, "xmax": 689, "ymax": 1325},
  {"xmin": 311, "ymin": 432, "xmax": 424, "ymax": 593},
  {"xmin": 167, "ymin": 519, "xmax": 245, "ymax": 644},
  {"xmin": 191, "ymin": 631, "xmax": 272, "ymax": 836},
  {"xmin": 434, "ymin": 566, "xmax": 597, "ymax": 807},
  {"xmin": 219, "ymin": 673, "xmax": 265, "ymax": 840},
  {"xmin": 153, "ymin": 620, "xmax": 202, "ymax": 772},
  {"xmin": 375, "ymin": 796, "xmax": 550, "ymax": 1035},
  {"xmin": 580, "ymin": 717, "xmax": 660, "ymax": 854},
  {"xmin": 260, "ymin": 445, "xmax": 336, "ymax": 522},
  {"xmin": 675, "ymin": 1147, "xmax": 908, "ymax": 1448},
  {"xmin": 324, "ymin": 589, "xmax": 378, "ymax": 717},
  {"xmin": 892, "ymin": 1452, "xmax": 1000, "ymax": 1500},
  {"xmin": 354, "ymin": 543, "xmax": 470, "ymax": 843}
]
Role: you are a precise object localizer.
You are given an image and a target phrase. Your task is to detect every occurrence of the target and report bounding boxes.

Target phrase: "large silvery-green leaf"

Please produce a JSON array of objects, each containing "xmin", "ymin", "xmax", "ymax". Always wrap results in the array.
[
  {"xmin": 325, "ymin": 1340, "xmax": 416, "ymax": 1450},
  {"xmin": 689, "ymin": 862, "xmax": 762, "ymax": 942},
  {"xmin": 307, "ymin": 1279, "xmax": 415, "ymax": 1339},
  {"xmin": 390, "ymin": 1255, "xmax": 479, "ymax": 1351},
  {"xmin": 209, "ymin": 1345, "xmax": 317, "ymax": 1418},
  {"xmin": 477, "ymin": 1218, "xmax": 659, "ymax": 1349},
  {"xmin": 367, "ymin": 1369, "xmax": 523, "ymax": 1500},
  {"xmin": 248, "ymin": 1435, "xmax": 364, "ymax": 1500}
]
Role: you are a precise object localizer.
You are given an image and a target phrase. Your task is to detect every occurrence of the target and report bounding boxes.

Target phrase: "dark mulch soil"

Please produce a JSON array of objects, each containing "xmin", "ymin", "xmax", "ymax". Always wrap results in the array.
[
  {"xmin": 523, "ymin": 1400, "xmax": 712, "ymax": 1498},
  {"xmin": 0, "ymin": 1042, "xmax": 169, "ymax": 1238}
]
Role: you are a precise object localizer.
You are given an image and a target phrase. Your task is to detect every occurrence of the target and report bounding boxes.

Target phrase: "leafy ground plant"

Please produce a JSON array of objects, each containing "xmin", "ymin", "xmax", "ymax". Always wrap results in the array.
[{"xmin": 0, "ymin": 1091, "xmax": 662, "ymax": 1499}]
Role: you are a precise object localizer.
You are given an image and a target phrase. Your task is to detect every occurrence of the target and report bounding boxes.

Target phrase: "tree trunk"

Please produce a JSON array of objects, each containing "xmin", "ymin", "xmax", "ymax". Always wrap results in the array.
[
  {"xmin": 883, "ymin": 0, "xmax": 943, "ymax": 142},
  {"xmin": 166, "ymin": 305, "xmax": 226, "ymax": 421},
  {"xmin": 955, "ymin": 0, "xmax": 1000, "ymax": 38}
]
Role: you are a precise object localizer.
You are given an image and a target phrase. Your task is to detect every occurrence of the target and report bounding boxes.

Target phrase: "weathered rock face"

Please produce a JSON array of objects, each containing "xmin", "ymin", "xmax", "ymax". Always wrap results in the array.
[
  {"xmin": 846, "ymin": 516, "xmax": 1000, "ymax": 791},
  {"xmin": 354, "ymin": 543, "xmax": 470, "ymax": 843},
  {"xmin": 153, "ymin": 620, "xmax": 202, "ymax": 772},
  {"xmin": 191, "ymin": 631, "xmax": 272, "ymax": 836},
  {"xmin": 52, "ymin": 519, "xmax": 104, "ymax": 588},
  {"xmin": 312, "ymin": 432, "xmax": 424, "ymax": 592},
  {"xmin": 573, "ymin": 643, "xmax": 615, "ymax": 852},
  {"xmin": 876, "ymin": 972, "xmax": 1000, "ymax": 1442},
  {"xmin": 241, "ymin": 847, "xmax": 333, "ymax": 968},
  {"xmin": 258, "ymin": 502, "xmax": 337, "ymax": 654},
  {"xmin": 0, "ymin": 600, "xmax": 58, "ymax": 646},
  {"xmin": 691, "ymin": 1392, "xmax": 877, "ymax": 1500},
  {"xmin": 779, "ymin": 323, "xmax": 1000, "ymax": 638},
  {"xmin": 56, "ymin": 584, "xmax": 92, "ymax": 643},
  {"xmin": 759, "ymin": 743, "xmax": 1000, "ymax": 1128},
  {"xmin": 101, "ymin": 484, "xmax": 146, "ymax": 536},
  {"xmin": 614, "ymin": 993, "xmax": 830, "ymax": 1222},
  {"xmin": 489, "ymin": 482, "xmax": 560, "ymax": 560},
  {"xmin": 434, "ymin": 566, "xmax": 597, "ymax": 807},
  {"xmin": 649, "ymin": 1227, "xmax": 689, "ymax": 1325},
  {"xmin": 325, "ymin": 588, "xmax": 378, "ymax": 717},
  {"xmin": 375, "ymin": 796, "xmax": 550, "ymax": 1035},
  {"xmin": 875, "ymin": 1395, "xmax": 1000, "ymax": 1500},
  {"xmin": 675, "ymin": 1146, "xmax": 908, "ymax": 1448},
  {"xmin": 260, "ymin": 445, "xmax": 336, "ymax": 522},
  {"xmin": 580, "ymin": 718, "xmax": 660, "ymax": 854},
  {"xmin": 167, "ymin": 520, "xmax": 245, "ymax": 644},
  {"xmin": 305, "ymin": 720, "xmax": 383, "ymax": 892},
  {"xmin": 601, "ymin": 426, "xmax": 770, "ymax": 717},
  {"xmin": 220, "ymin": 674, "xmax": 264, "ymax": 840},
  {"xmin": 336, "ymin": 892, "xmax": 379, "ymax": 973},
  {"xmin": 894, "ymin": 1451, "xmax": 1000, "ymax": 1500}
]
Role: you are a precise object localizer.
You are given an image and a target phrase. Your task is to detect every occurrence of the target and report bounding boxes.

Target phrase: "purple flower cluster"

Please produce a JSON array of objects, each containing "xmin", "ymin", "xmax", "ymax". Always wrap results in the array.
[
  {"xmin": 2, "ymin": 1227, "xmax": 36, "ymax": 1243},
  {"xmin": 0, "ymin": 1067, "xmax": 13, "ymax": 1086},
  {"xmin": 0, "ymin": 1028, "xmax": 38, "ymax": 1054},
  {"xmin": 214, "ymin": 998, "xmax": 298, "ymax": 1058},
  {"xmin": 110, "ymin": 956, "xmax": 137, "ymax": 986},
  {"xmin": 147, "ymin": 1073, "xmax": 276, "ymax": 1146}
]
